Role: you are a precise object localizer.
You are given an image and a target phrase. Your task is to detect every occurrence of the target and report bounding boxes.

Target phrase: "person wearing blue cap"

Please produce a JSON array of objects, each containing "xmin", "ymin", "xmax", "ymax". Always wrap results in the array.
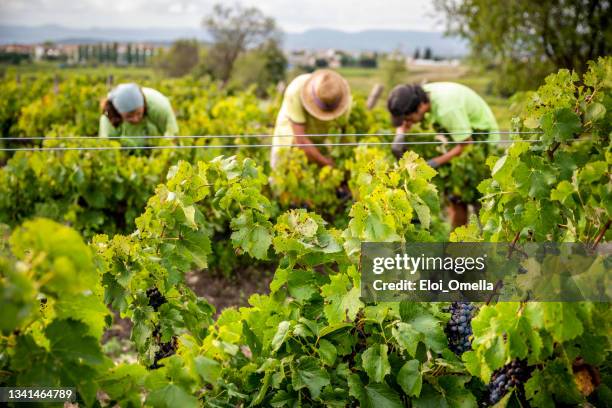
[{"xmin": 99, "ymin": 83, "xmax": 178, "ymax": 142}]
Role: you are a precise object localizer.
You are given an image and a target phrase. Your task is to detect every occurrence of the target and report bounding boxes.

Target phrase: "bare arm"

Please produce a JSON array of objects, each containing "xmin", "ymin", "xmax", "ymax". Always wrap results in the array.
[
  {"xmin": 292, "ymin": 122, "xmax": 334, "ymax": 167},
  {"xmin": 428, "ymin": 137, "xmax": 471, "ymax": 167}
]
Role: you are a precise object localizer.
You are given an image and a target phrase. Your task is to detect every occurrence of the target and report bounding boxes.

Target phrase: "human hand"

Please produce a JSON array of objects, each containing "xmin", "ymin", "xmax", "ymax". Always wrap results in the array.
[{"xmin": 427, "ymin": 159, "xmax": 439, "ymax": 169}]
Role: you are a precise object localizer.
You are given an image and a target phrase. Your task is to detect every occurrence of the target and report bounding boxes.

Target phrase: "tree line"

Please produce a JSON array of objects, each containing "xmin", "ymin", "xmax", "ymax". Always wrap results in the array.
[{"xmin": 434, "ymin": 0, "xmax": 611, "ymax": 95}]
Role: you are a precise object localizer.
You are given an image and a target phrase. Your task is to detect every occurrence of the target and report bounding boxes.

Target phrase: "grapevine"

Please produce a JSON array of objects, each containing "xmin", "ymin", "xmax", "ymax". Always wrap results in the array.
[
  {"xmin": 453, "ymin": 57, "xmax": 612, "ymax": 408},
  {"xmin": 0, "ymin": 58, "xmax": 609, "ymax": 407}
]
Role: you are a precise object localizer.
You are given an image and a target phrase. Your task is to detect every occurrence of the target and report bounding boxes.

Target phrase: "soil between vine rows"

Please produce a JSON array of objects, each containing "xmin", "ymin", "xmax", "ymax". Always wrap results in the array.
[
  {"xmin": 185, "ymin": 266, "xmax": 274, "ymax": 315},
  {"xmin": 102, "ymin": 265, "xmax": 275, "ymax": 343}
]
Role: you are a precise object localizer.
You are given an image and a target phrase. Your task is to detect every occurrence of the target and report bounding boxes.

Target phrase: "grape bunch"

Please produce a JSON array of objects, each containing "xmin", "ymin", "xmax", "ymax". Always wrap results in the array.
[
  {"xmin": 487, "ymin": 359, "xmax": 530, "ymax": 405},
  {"xmin": 151, "ymin": 337, "xmax": 178, "ymax": 369},
  {"xmin": 335, "ymin": 181, "xmax": 352, "ymax": 202},
  {"xmin": 288, "ymin": 203, "xmax": 312, "ymax": 211},
  {"xmin": 149, "ymin": 326, "xmax": 178, "ymax": 369},
  {"xmin": 146, "ymin": 287, "xmax": 167, "ymax": 311},
  {"xmin": 445, "ymin": 302, "xmax": 477, "ymax": 355}
]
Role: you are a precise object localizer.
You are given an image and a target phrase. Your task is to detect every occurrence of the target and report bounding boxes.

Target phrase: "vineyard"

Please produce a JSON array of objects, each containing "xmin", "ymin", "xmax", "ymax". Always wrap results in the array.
[{"xmin": 0, "ymin": 57, "xmax": 610, "ymax": 408}]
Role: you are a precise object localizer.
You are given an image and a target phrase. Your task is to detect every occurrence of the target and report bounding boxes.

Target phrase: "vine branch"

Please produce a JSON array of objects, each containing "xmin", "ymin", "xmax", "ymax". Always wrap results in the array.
[
  {"xmin": 592, "ymin": 220, "xmax": 610, "ymax": 250},
  {"xmin": 546, "ymin": 142, "xmax": 561, "ymax": 161}
]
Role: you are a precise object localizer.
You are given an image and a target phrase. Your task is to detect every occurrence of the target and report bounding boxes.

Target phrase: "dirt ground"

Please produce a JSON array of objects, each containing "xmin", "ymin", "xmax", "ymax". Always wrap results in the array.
[
  {"xmin": 185, "ymin": 266, "xmax": 274, "ymax": 315},
  {"xmin": 102, "ymin": 265, "xmax": 274, "ymax": 344}
]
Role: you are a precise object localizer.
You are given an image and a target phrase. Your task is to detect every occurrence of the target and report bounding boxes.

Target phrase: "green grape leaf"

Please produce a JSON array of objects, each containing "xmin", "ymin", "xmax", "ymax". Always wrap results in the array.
[
  {"xmin": 46, "ymin": 318, "xmax": 106, "ymax": 366},
  {"xmin": 242, "ymin": 321, "xmax": 262, "ymax": 357},
  {"xmin": 361, "ymin": 344, "xmax": 390, "ymax": 383},
  {"xmin": 438, "ymin": 375, "xmax": 477, "ymax": 408},
  {"xmin": 550, "ymin": 180, "xmax": 575, "ymax": 205},
  {"xmin": 270, "ymin": 390, "xmax": 297, "ymax": 407},
  {"xmin": 461, "ymin": 351, "xmax": 483, "ymax": 379},
  {"xmin": 54, "ymin": 293, "xmax": 109, "ymax": 339},
  {"xmin": 483, "ymin": 336, "xmax": 506, "ymax": 372},
  {"xmin": 287, "ymin": 269, "xmax": 318, "ymax": 301},
  {"xmin": 540, "ymin": 108, "xmax": 581, "ymax": 144},
  {"xmin": 410, "ymin": 383, "xmax": 448, "ymax": 408},
  {"xmin": 317, "ymin": 338, "xmax": 337, "ymax": 366},
  {"xmin": 271, "ymin": 320, "xmax": 291, "ymax": 353},
  {"xmin": 230, "ymin": 211, "xmax": 272, "ymax": 260},
  {"xmin": 409, "ymin": 314, "xmax": 447, "ymax": 353},
  {"xmin": 179, "ymin": 228, "xmax": 212, "ymax": 269},
  {"xmin": 524, "ymin": 360, "xmax": 583, "ymax": 408},
  {"xmin": 584, "ymin": 102, "xmax": 606, "ymax": 122},
  {"xmin": 98, "ymin": 364, "xmax": 147, "ymax": 408},
  {"xmin": 348, "ymin": 374, "xmax": 403, "ymax": 408},
  {"xmin": 291, "ymin": 356, "xmax": 330, "ymax": 399},
  {"xmin": 194, "ymin": 356, "xmax": 221, "ymax": 385},
  {"xmin": 578, "ymin": 161, "xmax": 607, "ymax": 184},
  {"xmin": 397, "ymin": 359, "xmax": 422, "ymax": 397},
  {"xmin": 392, "ymin": 322, "xmax": 423, "ymax": 357},
  {"xmin": 321, "ymin": 271, "xmax": 364, "ymax": 324},
  {"xmin": 181, "ymin": 204, "xmax": 196, "ymax": 228},
  {"xmin": 146, "ymin": 384, "xmax": 199, "ymax": 408},
  {"xmin": 542, "ymin": 303, "xmax": 583, "ymax": 343}
]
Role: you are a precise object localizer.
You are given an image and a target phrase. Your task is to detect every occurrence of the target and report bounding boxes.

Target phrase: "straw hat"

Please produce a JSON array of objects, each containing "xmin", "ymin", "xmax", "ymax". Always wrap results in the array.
[{"xmin": 300, "ymin": 69, "xmax": 351, "ymax": 121}]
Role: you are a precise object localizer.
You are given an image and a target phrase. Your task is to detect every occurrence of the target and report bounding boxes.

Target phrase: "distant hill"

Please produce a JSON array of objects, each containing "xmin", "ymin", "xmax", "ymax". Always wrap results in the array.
[
  {"xmin": 284, "ymin": 29, "xmax": 467, "ymax": 56},
  {"xmin": 0, "ymin": 24, "xmax": 210, "ymax": 45},
  {"xmin": 0, "ymin": 24, "xmax": 467, "ymax": 56}
]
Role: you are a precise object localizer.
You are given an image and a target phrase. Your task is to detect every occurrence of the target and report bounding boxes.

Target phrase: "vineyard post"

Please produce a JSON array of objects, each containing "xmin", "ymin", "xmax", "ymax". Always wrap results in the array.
[
  {"xmin": 107, "ymin": 74, "xmax": 114, "ymax": 91},
  {"xmin": 274, "ymin": 81, "xmax": 286, "ymax": 105},
  {"xmin": 366, "ymin": 84, "xmax": 384, "ymax": 110}
]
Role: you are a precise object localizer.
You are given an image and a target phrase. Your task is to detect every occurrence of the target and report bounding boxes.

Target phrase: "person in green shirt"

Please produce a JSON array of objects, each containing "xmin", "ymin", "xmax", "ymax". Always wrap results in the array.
[
  {"xmin": 99, "ymin": 83, "xmax": 178, "ymax": 142},
  {"xmin": 271, "ymin": 69, "xmax": 352, "ymax": 169},
  {"xmin": 387, "ymin": 82, "xmax": 499, "ymax": 227}
]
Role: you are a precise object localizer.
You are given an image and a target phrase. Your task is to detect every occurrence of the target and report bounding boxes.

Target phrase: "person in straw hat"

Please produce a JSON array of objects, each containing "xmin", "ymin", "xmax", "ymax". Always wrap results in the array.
[{"xmin": 271, "ymin": 69, "xmax": 352, "ymax": 169}]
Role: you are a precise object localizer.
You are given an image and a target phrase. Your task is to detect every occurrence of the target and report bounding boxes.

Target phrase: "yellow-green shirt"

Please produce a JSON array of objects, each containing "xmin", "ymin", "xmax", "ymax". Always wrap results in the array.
[
  {"xmin": 98, "ymin": 87, "xmax": 178, "ymax": 143},
  {"xmin": 423, "ymin": 82, "xmax": 499, "ymax": 141},
  {"xmin": 271, "ymin": 74, "xmax": 351, "ymax": 166}
]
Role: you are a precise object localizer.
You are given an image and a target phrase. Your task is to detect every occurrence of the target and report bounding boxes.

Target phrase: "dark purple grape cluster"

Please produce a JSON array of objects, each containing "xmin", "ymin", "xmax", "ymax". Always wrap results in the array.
[
  {"xmin": 149, "ymin": 327, "xmax": 178, "ymax": 369},
  {"xmin": 152, "ymin": 337, "xmax": 178, "ymax": 368},
  {"xmin": 487, "ymin": 359, "xmax": 530, "ymax": 405},
  {"xmin": 445, "ymin": 302, "xmax": 477, "ymax": 355},
  {"xmin": 335, "ymin": 184, "xmax": 352, "ymax": 201},
  {"xmin": 146, "ymin": 287, "xmax": 166, "ymax": 311},
  {"xmin": 288, "ymin": 203, "xmax": 312, "ymax": 211}
]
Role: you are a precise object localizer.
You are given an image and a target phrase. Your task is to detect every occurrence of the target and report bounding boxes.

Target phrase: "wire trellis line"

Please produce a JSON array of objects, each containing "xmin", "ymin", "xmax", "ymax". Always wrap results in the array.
[
  {"xmin": 0, "ymin": 139, "xmax": 542, "ymax": 153},
  {"xmin": 0, "ymin": 131, "xmax": 544, "ymax": 142}
]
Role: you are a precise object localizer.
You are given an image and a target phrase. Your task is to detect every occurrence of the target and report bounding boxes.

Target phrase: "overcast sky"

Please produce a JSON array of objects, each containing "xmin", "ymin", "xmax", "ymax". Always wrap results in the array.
[{"xmin": 0, "ymin": 0, "xmax": 444, "ymax": 32}]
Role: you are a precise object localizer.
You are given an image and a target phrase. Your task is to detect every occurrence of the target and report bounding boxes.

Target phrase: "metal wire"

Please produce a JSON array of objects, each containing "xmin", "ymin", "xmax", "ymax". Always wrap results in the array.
[
  {"xmin": 0, "ymin": 139, "xmax": 541, "ymax": 153},
  {"xmin": 1, "ymin": 131, "xmax": 543, "ymax": 142}
]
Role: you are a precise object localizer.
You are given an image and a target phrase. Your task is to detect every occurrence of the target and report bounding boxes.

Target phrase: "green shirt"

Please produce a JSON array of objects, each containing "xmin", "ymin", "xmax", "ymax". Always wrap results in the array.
[
  {"xmin": 272, "ymin": 74, "xmax": 351, "ymax": 166},
  {"xmin": 99, "ymin": 87, "xmax": 179, "ymax": 141},
  {"xmin": 423, "ymin": 82, "xmax": 499, "ymax": 141}
]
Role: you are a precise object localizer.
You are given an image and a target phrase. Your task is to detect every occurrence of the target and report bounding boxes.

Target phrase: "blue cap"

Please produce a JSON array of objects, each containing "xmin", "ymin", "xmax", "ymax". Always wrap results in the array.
[{"xmin": 109, "ymin": 83, "xmax": 144, "ymax": 113}]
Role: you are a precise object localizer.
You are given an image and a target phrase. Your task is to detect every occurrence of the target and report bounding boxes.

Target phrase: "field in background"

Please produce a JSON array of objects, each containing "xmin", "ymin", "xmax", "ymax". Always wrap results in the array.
[
  {"xmin": 1, "ymin": 62, "xmax": 513, "ymax": 130},
  {"xmin": 338, "ymin": 63, "xmax": 512, "ymax": 129},
  {"xmin": 0, "ymin": 63, "xmax": 156, "ymax": 77}
]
